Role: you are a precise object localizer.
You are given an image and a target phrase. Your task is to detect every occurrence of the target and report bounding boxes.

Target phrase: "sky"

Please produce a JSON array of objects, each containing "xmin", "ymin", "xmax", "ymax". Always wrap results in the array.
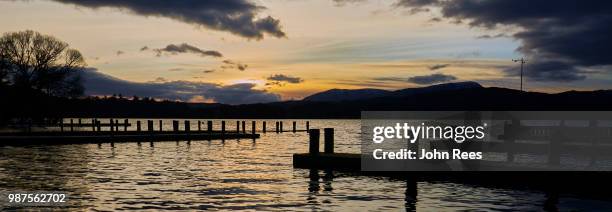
[{"xmin": 1, "ymin": 0, "xmax": 611, "ymax": 104}]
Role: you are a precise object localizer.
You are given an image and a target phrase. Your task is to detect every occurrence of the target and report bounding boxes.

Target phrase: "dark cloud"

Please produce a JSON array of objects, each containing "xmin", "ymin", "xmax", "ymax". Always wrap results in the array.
[
  {"xmin": 80, "ymin": 68, "xmax": 280, "ymax": 104},
  {"xmin": 153, "ymin": 43, "xmax": 222, "ymax": 58},
  {"xmin": 504, "ymin": 60, "xmax": 585, "ymax": 82},
  {"xmin": 33, "ymin": 0, "xmax": 285, "ymax": 40},
  {"xmin": 429, "ymin": 63, "xmax": 449, "ymax": 70},
  {"xmin": 267, "ymin": 74, "xmax": 304, "ymax": 84},
  {"xmin": 395, "ymin": 0, "xmax": 612, "ymax": 82},
  {"xmin": 222, "ymin": 60, "xmax": 248, "ymax": 71},
  {"xmin": 407, "ymin": 73, "xmax": 457, "ymax": 85}
]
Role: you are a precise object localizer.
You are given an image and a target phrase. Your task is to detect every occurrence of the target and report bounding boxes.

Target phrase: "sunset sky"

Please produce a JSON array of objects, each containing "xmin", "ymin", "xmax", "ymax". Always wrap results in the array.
[{"xmin": 1, "ymin": 0, "xmax": 610, "ymax": 104}]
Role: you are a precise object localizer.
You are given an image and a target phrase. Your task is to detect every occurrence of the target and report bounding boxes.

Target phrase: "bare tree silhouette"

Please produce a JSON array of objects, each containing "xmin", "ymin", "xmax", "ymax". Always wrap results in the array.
[{"xmin": 0, "ymin": 30, "xmax": 86, "ymax": 97}]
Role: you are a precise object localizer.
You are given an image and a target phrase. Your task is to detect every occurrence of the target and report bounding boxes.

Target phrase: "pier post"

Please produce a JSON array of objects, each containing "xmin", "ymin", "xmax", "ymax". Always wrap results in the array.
[
  {"xmin": 60, "ymin": 119, "xmax": 64, "ymax": 132},
  {"xmin": 92, "ymin": 119, "xmax": 96, "ymax": 131},
  {"xmin": 185, "ymin": 120, "xmax": 191, "ymax": 132},
  {"xmin": 280, "ymin": 121, "xmax": 283, "ymax": 133},
  {"xmin": 222, "ymin": 121, "xmax": 226, "ymax": 134},
  {"xmin": 275, "ymin": 121, "xmax": 279, "ymax": 133},
  {"xmin": 324, "ymin": 128, "xmax": 334, "ymax": 154},
  {"xmin": 207, "ymin": 121, "xmax": 213, "ymax": 133},
  {"xmin": 198, "ymin": 121, "xmax": 201, "ymax": 131},
  {"xmin": 236, "ymin": 121, "xmax": 240, "ymax": 133},
  {"xmin": 309, "ymin": 129, "xmax": 320, "ymax": 155},
  {"xmin": 241, "ymin": 121, "xmax": 246, "ymax": 134},
  {"xmin": 589, "ymin": 120, "xmax": 598, "ymax": 165},
  {"xmin": 252, "ymin": 121, "xmax": 256, "ymax": 134},
  {"xmin": 148, "ymin": 120, "xmax": 154, "ymax": 132},
  {"xmin": 293, "ymin": 121, "xmax": 296, "ymax": 133},
  {"xmin": 306, "ymin": 121, "xmax": 310, "ymax": 132},
  {"xmin": 263, "ymin": 121, "xmax": 266, "ymax": 133},
  {"xmin": 173, "ymin": 120, "xmax": 179, "ymax": 132},
  {"xmin": 124, "ymin": 119, "xmax": 128, "ymax": 131},
  {"xmin": 504, "ymin": 119, "xmax": 519, "ymax": 162},
  {"xmin": 96, "ymin": 120, "xmax": 101, "ymax": 132},
  {"xmin": 549, "ymin": 121, "xmax": 564, "ymax": 165},
  {"xmin": 136, "ymin": 121, "xmax": 141, "ymax": 132},
  {"xmin": 78, "ymin": 118, "xmax": 82, "ymax": 127},
  {"xmin": 159, "ymin": 120, "xmax": 162, "ymax": 132},
  {"xmin": 70, "ymin": 119, "xmax": 74, "ymax": 132},
  {"xmin": 110, "ymin": 119, "xmax": 114, "ymax": 132},
  {"xmin": 115, "ymin": 120, "xmax": 119, "ymax": 131}
]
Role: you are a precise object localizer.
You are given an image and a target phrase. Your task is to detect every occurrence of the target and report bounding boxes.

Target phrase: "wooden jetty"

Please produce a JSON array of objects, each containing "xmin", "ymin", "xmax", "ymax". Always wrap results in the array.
[
  {"xmin": 0, "ymin": 119, "xmax": 311, "ymax": 146},
  {"xmin": 294, "ymin": 128, "xmax": 612, "ymax": 201},
  {"xmin": 294, "ymin": 122, "xmax": 612, "ymax": 171}
]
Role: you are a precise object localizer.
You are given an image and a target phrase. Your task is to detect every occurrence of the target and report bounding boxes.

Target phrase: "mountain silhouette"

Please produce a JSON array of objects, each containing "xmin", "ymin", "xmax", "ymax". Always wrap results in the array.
[
  {"xmin": 3, "ymin": 82, "xmax": 612, "ymax": 121},
  {"xmin": 303, "ymin": 88, "xmax": 391, "ymax": 102},
  {"xmin": 303, "ymin": 81, "xmax": 484, "ymax": 102}
]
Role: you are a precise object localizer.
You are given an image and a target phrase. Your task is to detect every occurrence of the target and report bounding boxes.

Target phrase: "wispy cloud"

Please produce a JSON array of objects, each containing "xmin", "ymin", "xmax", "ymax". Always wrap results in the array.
[
  {"xmin": 153, "ymin": 43, "xmax": 223, "ymax": 58},
  {"xmin": 222, "ymin": 60, "xmax": 248, "ymax": 71}
]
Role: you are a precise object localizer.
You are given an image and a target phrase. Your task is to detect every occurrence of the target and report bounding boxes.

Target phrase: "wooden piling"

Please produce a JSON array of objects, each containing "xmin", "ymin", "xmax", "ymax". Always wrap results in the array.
[
  {"xmin": 78, "ymin": 118, "xmax": 82, "ymax": 127},
  {"xmin": 306, "ymin": 121, "xmax": 310, "ymax": 132},
  {"xmin": 148, "ymin": 120, "xmax": 154, "ymax": 132},
  {"xmin": 96, "ymin": 120, "xmax": 101, "ymax": 131},
  {"xmin": 309, "ymin": 129, "xmax": 320, "ymax": 155},
  {"xmin": 241, "ymin": 121, "xmax": 245, "ymax": 134},
  {"xmin": 263, "ymin": 121, "xmax": 266, "ymax": 133},
  {"xmin": 173, "ymin": 120, "xmax": 179, "ymax": 132},
  {"xmin": 92, "ymin": 119, "xmax": 96, "ymax": 131},
  {"xmin": 110, "ymin": 119, "xmax": 114, "ymax": 132},
  {"xmin": 70, "ymin": 119, "xmax": 74, "ymax": 132},
  {"xmin": 252, "ymin": 121, "xmax": 256, "ymax": 134},
  {"xmin": 549, "ymin": 121, "xmax": 564, "ymax": 165},
  {"xmin": 115, "ymin": 120, "xmax": 119, "ymax": 131},
  {"xmin": 293, "ymin": 121, "xmax": 296, "ymax": 133},
  {"xmin": 159, "ymin": 120, "xmax": 162, "ymax": 132},
  {"xmin": 124, "ymin": 119, "xmax": 128, "ymax": 131},
  {"xmin": 185, "ymin": 120, "xmax": 190, "ymax": 132},
  {"xmin": 222, "ymin": 121, "xmax": 226, "ymax": 134},
  {"xmin": 136, "ymin": 121, "xmax": 141, "ymax": 132},
  {"xmin": 198, "ymin": 121, "xmax": 201, "ymax": 131},
  {"xmin": 236, "ymin": 121, "xmax": 240, "ymax": 133},
  {"xmin": 504, "ymin": 119, "xmax": 519, "ymax": 162},
  {"xmin": 280, "ymin": 121, "xmax": 283, "ymax": 133},
  {"xmin": 324, "ymin": 128, "xmax": 334, "ymax": 154},
  {"xmin": 60, "ymin": 119, "xmax": 64, "ymax": 132},
  {"xmin": 207, "ymin": 121, "xmax": 213, "ymax": 132},
  {"xmin": 275, "ymin": 121, "xmax": 279, "ymax": 133}
]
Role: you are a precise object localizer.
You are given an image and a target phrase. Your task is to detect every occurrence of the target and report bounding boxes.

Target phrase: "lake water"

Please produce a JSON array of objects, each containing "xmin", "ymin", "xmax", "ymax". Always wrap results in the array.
[{"xmin": 0, "ymin": 119, "xmax": 611, "ymax": 211}]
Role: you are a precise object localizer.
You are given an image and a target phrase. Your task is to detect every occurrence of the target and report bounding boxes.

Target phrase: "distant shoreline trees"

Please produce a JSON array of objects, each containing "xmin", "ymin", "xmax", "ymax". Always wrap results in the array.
[{"xmin": 0, "ymin": 30, "xmax": 86, "ymax": 98}]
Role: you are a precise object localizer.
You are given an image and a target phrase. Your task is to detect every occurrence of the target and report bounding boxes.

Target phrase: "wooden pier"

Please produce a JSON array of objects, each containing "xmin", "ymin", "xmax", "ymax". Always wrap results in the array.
[
  {"xmin": 0, "ymin": 119, "xmax": 310, "ymax": 146},
  {"xmin": 294, "ymin": 121, "xmax": 612, "ymax": 171}
]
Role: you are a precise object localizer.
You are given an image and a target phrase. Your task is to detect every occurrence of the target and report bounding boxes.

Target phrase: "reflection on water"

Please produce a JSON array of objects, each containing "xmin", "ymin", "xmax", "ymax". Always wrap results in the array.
[{"xmin": 0, "ymin": 120, "xmax": 610, "ymax": 211}]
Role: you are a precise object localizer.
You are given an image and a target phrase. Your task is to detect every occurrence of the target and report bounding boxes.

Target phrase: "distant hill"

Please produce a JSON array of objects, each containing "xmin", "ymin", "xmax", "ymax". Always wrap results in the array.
[
  {"xmin": 3, "ymin": 81, "xmax": 612, "ymax": 121},
  {"xmin": 303, "ymin": 88, "xmax": 391, "ymax": 102},
  {"xmin": 303, "ymin": 81, "xmax": 483, "ymax": 102},
  {"xmin": 393, "ymin": 81, "xmax": 483, "ymax": 97}
]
